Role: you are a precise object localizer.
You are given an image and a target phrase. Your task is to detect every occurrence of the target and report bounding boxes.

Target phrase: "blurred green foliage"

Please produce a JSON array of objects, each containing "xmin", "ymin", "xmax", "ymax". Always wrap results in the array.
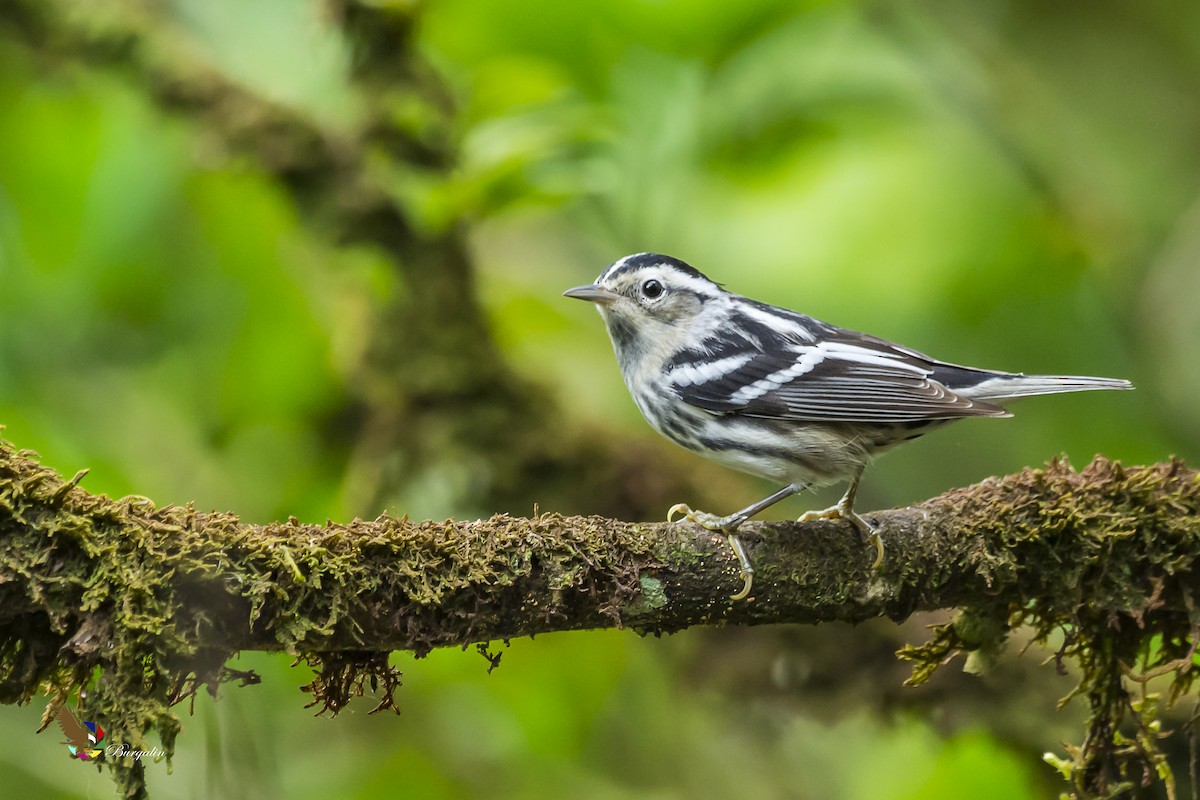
[{"xmin": 1, "ymin": 0, "xmax": 1197, "ymax": 797}]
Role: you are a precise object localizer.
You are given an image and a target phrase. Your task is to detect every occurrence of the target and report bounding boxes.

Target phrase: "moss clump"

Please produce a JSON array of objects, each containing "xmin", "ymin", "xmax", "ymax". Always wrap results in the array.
[
  {"xmin": 3, "ymin": 436, "xmax": 1198, "ymax": 800},
  {"xmin": 900, "ymin": 457, "xmax": 1200, "ymax": 799},
  {"xmin": 0, "ymin": 440, "xmax": 665, "ymax": 798}
]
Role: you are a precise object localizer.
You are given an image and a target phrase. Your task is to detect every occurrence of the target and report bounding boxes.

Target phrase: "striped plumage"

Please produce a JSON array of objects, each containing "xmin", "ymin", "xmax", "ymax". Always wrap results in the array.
[{"xmin": 565, "ymin": 253, "xmax": 1132, "ymax": 599}]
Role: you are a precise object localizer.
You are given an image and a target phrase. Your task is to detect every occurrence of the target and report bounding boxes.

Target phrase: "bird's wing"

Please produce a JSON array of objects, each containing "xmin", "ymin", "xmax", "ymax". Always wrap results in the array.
[
  {"xmin": 55, "ymin": 705, "xmax": 93, "ymax": 749},
  {"xmin": 669, "ymin": 330, "xmax": 1010, "ymax": 424}
]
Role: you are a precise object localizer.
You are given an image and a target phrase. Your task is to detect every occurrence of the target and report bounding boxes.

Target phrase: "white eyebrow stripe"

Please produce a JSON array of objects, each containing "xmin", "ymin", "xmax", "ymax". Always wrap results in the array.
[
  {"xmin": 668, "ymin": 352, "xmax": 756, "ymax": 387},
  {"xmin": 666, "ymin": 272, "xmax": 721, "ymax": 297},
  {"xmin": 736, "ymin": 302, "xmax": 818, "ymax": 342},
  {"xmin": 596, "ymin": 259, "xmax": 721, "ymax": 299}
]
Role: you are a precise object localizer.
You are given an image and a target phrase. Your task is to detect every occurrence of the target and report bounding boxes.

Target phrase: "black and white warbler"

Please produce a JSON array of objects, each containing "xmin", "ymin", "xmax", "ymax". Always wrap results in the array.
[{"xmin": 565, "ymin": 252, "xmax": 1132, "ymax": 600}]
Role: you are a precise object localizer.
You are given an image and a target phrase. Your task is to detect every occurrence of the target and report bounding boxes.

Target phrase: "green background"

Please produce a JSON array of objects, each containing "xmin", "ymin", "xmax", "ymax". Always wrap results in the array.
[{"xmin": 1, "ymin": 0, "xmax": 1197, "ymax": 797}]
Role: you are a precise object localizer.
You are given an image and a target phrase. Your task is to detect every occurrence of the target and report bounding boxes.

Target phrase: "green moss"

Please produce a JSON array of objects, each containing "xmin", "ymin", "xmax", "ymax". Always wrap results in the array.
[
  {"xmin": 901, "ymin": 457, "xmax": 1200, "ymax": 799},
  {"xmin": 0, "ymin": 437, "xmax": 677, "ymax": 798},
  {"xmin": 3, "ymin": 440, "xmax": 1199, "ymax": 800}
]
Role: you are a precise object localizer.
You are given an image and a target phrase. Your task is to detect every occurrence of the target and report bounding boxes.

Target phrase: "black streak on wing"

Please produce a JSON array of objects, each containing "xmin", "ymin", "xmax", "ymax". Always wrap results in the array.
[{"xmin": 672, "ymin": 324, "xmax": 1010, "ymax": 424}]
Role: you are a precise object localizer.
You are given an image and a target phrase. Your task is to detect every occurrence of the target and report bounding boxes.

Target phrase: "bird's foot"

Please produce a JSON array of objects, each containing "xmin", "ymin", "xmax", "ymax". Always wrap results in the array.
[
  {"xmin": 667, "ymin": 503, "xmax": 735, "ymax": 530},
  {"xmin": 798, "ymin": 504, "xmax": 883, "ymax": 570},
  {"xmin": 723, "ymin": 534, "xmax": 754, "ymax": 601},
  {"xmin": 667, "ymin": 504, "xmax": 755, "ymax": 600}
]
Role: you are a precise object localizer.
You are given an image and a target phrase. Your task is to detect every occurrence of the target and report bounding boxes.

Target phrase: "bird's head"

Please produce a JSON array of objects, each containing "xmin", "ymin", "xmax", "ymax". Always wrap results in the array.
[{"xmin": 563, "ymin": 253, "xmax": 724, "ymax": 364}]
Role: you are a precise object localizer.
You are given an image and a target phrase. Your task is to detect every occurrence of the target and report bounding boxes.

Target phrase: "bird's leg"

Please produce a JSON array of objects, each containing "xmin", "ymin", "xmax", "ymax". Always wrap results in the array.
[
  {"xmin": 668, "ymin": 483, "xmax": 806, "ymax": 532},
  {"xmin": 668, "ymin": 483, "xmax": 805, "ymax": 600},
  {"xmin": 797, "ymin": 469, "xmax": 883, "ymax": 568}
]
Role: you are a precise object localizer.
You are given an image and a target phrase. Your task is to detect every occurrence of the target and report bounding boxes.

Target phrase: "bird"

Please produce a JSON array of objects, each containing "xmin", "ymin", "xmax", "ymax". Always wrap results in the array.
[{"xmin": 564, "ymin": 252, "xmax": 1132, "ymax": 600}]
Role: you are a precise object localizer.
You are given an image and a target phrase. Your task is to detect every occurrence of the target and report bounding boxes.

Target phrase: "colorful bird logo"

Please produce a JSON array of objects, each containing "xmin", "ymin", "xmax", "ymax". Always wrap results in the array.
[{"xmin": 54, "ymin": 704, "xmax": 105, "ymax": 761}]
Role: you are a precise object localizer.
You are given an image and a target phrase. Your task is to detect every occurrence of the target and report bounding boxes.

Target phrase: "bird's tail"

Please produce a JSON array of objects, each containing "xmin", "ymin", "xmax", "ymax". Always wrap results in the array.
[{"xmin": 957, "ymin": 373, "xmax": 1133, "ymax": 404}]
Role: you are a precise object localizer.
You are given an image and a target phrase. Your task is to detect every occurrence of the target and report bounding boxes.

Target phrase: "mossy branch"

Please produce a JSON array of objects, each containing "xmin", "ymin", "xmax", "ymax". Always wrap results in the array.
[{"xmin": 2, "ymin": 437, "xmax": 1199, "ymax": 798}]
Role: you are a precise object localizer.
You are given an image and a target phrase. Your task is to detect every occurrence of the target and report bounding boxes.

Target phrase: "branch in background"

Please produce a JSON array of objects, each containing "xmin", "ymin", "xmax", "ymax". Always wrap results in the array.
[
  {"xmin": 0, "ymin": 437, "xmax": 1197, "ymax": 798},
  {"xmin": 0, "ymin": 0, "xmax": 700, "ymax": 522}
]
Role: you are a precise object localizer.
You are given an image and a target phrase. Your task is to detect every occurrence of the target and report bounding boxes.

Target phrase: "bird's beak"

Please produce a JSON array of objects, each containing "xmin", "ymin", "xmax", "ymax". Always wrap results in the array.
[{"xmin": 563, "ymin": 284, "xmax": 619, "ymax": 306}]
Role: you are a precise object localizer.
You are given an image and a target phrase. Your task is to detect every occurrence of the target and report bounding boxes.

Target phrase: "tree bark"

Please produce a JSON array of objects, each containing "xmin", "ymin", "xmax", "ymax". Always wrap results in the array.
[{"xmin": 2, "ymin": 436, "xmax": 1197, "ymax": 797}]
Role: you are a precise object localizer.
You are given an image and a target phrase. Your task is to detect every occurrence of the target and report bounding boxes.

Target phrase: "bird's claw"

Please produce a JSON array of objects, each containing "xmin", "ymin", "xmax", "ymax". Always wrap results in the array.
[
  {"xmin": 666, "ymin": 503, "xmax": 727, "ymax": 530},
  {"xmin": 668, "ymin": 504, "xmax": 755, "ymax": 600},
  {"xmin": 798, "ymin": 505, "xmax": 884, "ymax": 570},
  {"xmin": 867, "ymin": 529, "xmax": 884, "ymax": 570},
  {"xmin": 797, "ymin": 504, "xmax": 848, "ymax": 525},
  {"xmin": 725, "ymin": 533, "xmax": 754, "ymax": 601},
  {"xmin": 666, "ymin": 503, "xmax": 692, "ymax": 524}
]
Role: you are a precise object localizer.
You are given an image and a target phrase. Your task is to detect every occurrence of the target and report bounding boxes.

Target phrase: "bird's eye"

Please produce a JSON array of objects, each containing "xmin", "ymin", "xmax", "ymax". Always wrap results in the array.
[{"xmin": 641, "ymin": 279, "xmax": 665, "ymax": 300}]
